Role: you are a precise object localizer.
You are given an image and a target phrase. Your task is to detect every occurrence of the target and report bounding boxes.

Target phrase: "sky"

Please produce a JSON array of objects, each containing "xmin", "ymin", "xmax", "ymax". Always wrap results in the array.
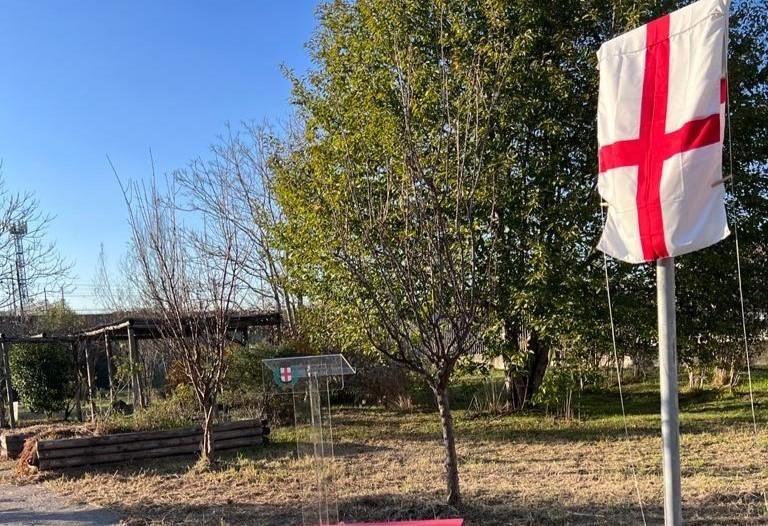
[{"xmin": 0, "ymin": 1, "xmax": 319, "ymax": 312}]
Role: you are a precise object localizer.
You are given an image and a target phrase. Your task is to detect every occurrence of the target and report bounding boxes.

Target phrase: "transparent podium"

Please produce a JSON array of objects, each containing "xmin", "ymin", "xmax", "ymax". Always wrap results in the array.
[
  {"xmin": 263, "ymin": 354, "xmax": 356, "ymax": 526},
  {"xmin": 263, "ymin": 354, "xmax": 464, "ymax": 526}
]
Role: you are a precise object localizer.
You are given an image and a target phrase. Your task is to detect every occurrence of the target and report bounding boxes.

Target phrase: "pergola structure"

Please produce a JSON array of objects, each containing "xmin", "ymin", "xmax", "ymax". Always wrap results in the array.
[{"xmin": 0, "ymin": 311, "xmax": 281, "ymax": 429}]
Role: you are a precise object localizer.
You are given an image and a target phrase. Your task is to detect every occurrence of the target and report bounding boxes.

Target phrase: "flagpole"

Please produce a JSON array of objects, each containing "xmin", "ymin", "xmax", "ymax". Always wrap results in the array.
[{"xmin": 658, "ymin": 256, "xmax": 682, "ymax": 526}]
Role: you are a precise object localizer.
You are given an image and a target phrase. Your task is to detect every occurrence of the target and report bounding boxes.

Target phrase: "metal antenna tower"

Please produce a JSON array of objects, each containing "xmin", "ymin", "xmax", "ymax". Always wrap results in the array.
[{"xmin": 9, "ymin": 221, "xmax": 28, "ymax": 315}]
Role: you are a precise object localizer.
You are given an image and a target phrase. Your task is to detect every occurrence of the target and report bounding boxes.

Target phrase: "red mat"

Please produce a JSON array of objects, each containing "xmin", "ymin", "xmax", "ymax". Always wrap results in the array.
[{"xmin": 335, "ymin": 521, "xmax": 463, "ymax": 526}]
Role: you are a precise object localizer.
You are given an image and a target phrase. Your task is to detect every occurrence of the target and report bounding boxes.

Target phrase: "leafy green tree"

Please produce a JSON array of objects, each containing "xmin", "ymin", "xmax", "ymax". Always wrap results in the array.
[
  {"xmin": 603, "ymin": 0, "xmax": 768, "ymax": 387},
  {"xmin": 277, "ymin": 0, "xmax": 511, "ymax": 505},
  {"xmin": 487, "ymin": 0, "xmax": 768, "ymax": 400},
  {"xmin": 9, "ymin": 343, "xmax": 73, "ymax": 417}
]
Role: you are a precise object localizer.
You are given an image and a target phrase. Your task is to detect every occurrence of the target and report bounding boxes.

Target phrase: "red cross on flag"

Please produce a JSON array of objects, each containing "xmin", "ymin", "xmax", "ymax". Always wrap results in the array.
[
  {"xmin": 597, "ymin": 0, "xmax": 730, "ymax": 264},
  {"xmin": 280, "ymin": 367, "xmax": 292, "ymax": 383}
]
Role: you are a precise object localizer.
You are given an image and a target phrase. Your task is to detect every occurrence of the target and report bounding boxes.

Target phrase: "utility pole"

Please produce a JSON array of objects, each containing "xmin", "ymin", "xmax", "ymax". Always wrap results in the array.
[
  {"xmin": 658, "ymin": 257, "xmax": 682, "ymax": 526},
  {"xmin": 9, "ymin": 221, "xmax": 28, "ymax": 316}
]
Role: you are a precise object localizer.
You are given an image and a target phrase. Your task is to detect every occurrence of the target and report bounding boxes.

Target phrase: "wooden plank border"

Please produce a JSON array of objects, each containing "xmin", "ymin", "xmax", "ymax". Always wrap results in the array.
[{"xmin": 28, "ymin": 419, "xmax": 269, "ymax": 470}]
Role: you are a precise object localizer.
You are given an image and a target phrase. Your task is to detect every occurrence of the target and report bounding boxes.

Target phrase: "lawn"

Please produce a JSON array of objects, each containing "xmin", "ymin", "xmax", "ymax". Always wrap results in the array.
[{"xmin": 2, "ymin": 371, "xmax": 767, "ymax": 525}]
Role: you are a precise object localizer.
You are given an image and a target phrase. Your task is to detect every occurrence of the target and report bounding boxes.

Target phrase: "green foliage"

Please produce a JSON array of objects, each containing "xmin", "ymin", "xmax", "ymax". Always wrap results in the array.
[
  {"xmin": 104, "ymin": 384, "xmax": 198, "ymax": 433},
  {"xmin": 276, "ymin": 0, "xmax": 505, "ymax": 390},
  {"xmin": 532, "ymin": 366, "xmax": 580, "ymax": 419},
  {"xmin": 226, "ymin": 344, "xmax": 268, "ymax": 393},
  {"xmin": 39, "ymin": 300, "xmax": 80, "ymax": 334},
  {"xmin": 9, "ymin": 343, "xmax": 73, "ymax": 417}
]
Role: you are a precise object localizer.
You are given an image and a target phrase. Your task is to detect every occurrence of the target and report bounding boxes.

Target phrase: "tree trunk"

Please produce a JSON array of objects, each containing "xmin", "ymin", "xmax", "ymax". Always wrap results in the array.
[
  {"xmin": 200, "ymin": 404, "xmax": 215, "ymax": 464},
  {"xmin": 434, "ymin": 384, "xmax": 461, "ymax": 507},
  {"xmin": 504, "ymin": 329, "xmax": 549, "ymax": 410}
]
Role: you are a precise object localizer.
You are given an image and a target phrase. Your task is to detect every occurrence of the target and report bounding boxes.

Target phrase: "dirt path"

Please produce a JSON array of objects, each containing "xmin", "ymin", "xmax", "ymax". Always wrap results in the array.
[{"xmin": 0, "ymin": 483, "xmax": 119, "ymax": 526}]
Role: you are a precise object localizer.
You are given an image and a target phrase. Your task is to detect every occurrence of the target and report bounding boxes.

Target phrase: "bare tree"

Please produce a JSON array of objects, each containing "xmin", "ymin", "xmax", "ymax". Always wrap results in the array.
[
  {"xmin": 93, "ymin": 243, "xmax": 141, "ymax": 314},
  {"xmin": 119, "ymin": 172, "xmax": 250, "ymax": 464},
  {"xmin": 0, "ymin": 172, "xmax": 71, "ymax": 316},
  {"xmin": 174, "ymin": 122, "xmax": 300, "ymax": 334}
]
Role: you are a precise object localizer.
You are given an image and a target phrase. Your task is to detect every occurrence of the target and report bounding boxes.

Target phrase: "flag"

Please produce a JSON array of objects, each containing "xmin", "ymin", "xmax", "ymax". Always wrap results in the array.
[{"xmin": 596, "ymin": 0, "xmax": 730, "ymax": 264}]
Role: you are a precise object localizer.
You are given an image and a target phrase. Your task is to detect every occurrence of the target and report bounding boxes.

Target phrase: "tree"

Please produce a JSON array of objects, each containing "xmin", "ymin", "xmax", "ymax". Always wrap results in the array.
[
  {"xmin": 40, "ymin": 300, "xmax": 82, "ymax": 334},
  {"xmin": 480, "ymin": 0, "xmax": 768, "ymax": 401},
  {"xmin": 0, "ymin": 172, "xmax": 71, "ymax": 316},
  {"xmin": 93, "ymin": 242, "xmax": 141, "ymax": 314},
  {"xmin": 120, "ymin": 175, "xmax": 251, "ymax": 464},
  {"xmin": 673, "ymin": 0, "xmax": 768, "ymax": 386},
  {"xmin": 9, "ymin": 342, "xmax": 73, "ymax": 417},
  {"xmin": 276, "ymin": 0, "xmax": 513, "ymax": 505},
  {"xmin": 173, "ymin": 123, "xmax": 301, "ymax": 334}
]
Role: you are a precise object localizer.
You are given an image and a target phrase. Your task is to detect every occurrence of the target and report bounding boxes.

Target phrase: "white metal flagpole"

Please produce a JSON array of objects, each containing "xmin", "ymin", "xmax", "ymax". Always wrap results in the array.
[{"xmin": 657, "ymin": 257, "xmax": 682, "ymax": 525}]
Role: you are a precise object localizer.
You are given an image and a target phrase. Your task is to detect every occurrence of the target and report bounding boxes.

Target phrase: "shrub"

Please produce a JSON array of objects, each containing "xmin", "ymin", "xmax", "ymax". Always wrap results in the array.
[
  {"xmin": 532, "ymin": 365, "xmax": 579, "ymax": 419},
  {"xmin": 467, "ymin": 377, "xmax": 507, "ymax": 416},
  {"xmin": 339, "ymin": 352, "xmax": 412, "ymax": 409},
  {"xmin": 101, "ymin": 383, "xmax": 198, "ymax": 433},
  {"xmin": 222, "ymin": 341, "xmax": 299, "ymax": 425},
  {"xmin": 9, "ymin": 343, "xmax": 74, "ymax": 417},
  {"xmin": 133, "ymin": 383, "xmax": 198, "ymax": 430}
]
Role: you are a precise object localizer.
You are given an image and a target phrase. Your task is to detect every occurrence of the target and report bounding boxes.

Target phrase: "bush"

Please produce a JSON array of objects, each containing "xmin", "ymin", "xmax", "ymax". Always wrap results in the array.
[
  {"xmin": 532, "ymin": 365, "xmax": 580, "ymax": 419},
  {"xmin": 9, "ymin": 343, "xmax": 74, "ymax": 417},
  {"xmin": 339, "ymin": 352, "xmax": 412, "ymax": 409},
  {"xmin": 135, "ymin": 383, "xmax": 198, "ymax": 429},
  {"xmin": 101, "ymin": 383, "xmax": 198, "ymax": 433},
  {"xmin": 223, "ymin": 341, "xmax": 299, "ymax": 425}
]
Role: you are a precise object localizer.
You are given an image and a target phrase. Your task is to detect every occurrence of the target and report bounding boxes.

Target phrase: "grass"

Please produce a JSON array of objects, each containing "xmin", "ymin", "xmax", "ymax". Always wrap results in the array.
[{"xmin": 4, "ymin": 370, "xmax": 768, "ymax": 525}]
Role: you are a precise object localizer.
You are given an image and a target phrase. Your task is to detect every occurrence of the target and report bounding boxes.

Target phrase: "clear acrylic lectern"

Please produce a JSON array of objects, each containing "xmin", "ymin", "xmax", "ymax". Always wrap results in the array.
[{"xmin": 262, "ymin": 354, "xmax": 355, "ymax": 526}]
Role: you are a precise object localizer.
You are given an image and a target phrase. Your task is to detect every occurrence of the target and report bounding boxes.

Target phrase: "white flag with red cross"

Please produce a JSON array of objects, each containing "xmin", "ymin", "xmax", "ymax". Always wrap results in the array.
[{"xmin": 597, "ymin": 0, "xmax": 730, "ymax": 264}]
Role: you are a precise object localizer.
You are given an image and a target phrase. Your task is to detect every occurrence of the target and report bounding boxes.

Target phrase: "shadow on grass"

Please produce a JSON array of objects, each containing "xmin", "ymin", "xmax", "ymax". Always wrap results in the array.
[
  {"xmin": 36, "ymin": 440, "xmax": 391, "ymax": 481},
  {"xmin": 355, "ymin": 415, "xmax": 764, "ymax": 448},
  {"xmin": 81, "ymin": 490, "xmax": 767, "ymax": 526},
  {"xmin": 0, "ymin": 508, "xmax": 117, "ymax": 526},
  {"xmin": 330, "ymin": 384, "xmax": 764, "ymax": 446}
]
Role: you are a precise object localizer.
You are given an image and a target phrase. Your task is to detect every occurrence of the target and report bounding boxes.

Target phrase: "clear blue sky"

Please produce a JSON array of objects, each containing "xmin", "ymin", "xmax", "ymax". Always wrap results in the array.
[{"xmin": 0, "ymin": 1, "xmax": 319, "ymax": 311}]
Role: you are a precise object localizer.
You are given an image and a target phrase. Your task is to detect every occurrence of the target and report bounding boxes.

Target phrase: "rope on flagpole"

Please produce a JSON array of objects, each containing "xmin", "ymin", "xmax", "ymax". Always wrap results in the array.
[
  {"xmin": 600, "ymin": 6, "xmax": 648, "ymax": 521},
  {"xmin": 724, "ymin": 72, "xmax": 768, "ymax": 514},
  {"xmin": 599, "ymin": 205, "xmax": 648, "ymax": 526},
  {"xmin": 725, "ymin": 82, "xmax": 758, "ymax": 435}
]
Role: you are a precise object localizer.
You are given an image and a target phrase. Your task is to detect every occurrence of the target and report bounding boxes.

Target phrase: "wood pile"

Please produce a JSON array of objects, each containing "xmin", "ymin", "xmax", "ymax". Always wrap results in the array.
[{"xmin": 25, "ymin": 419, "xmax": 268, "ymax": 470}]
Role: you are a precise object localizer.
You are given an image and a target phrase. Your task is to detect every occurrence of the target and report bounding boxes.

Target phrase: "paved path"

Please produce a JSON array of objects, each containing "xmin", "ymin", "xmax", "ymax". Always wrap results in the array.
[{"xmin": 0, "ymin": 483, "xmax": 119, "ymax": 525}]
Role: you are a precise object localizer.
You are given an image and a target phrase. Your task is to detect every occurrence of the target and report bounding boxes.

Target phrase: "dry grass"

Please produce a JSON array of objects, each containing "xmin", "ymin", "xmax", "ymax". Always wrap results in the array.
[{"xmin": 8, "ymin": 375, "xmax": 768, "ymax": 525}]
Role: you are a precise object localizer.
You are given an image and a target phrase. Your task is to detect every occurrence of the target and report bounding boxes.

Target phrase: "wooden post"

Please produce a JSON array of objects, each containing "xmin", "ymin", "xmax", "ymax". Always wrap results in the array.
[
  {"xmin": 1, "ymin": 338, "xmax": 15, "ymax": 429},
  {"xmin": 0, "ymin": 340, "xmax": 7, "ymax": 428},
  {"xmin": 127, "ymin": 325, "xmax": 143, "ymax": 409},
  {"xmin": 84, "ymin": 340, "xmax": 97, "ymax": 423},
  {"xmin": 72, "ymin": 343, "xmax": 83, "ymax": 422},
  {"xmin": 0, "ymin": 379, "xmax": 6, "ymax": 428},
  {"xmin": 104, "ymin": 333, "xmax": 114, "ymax": 404}
]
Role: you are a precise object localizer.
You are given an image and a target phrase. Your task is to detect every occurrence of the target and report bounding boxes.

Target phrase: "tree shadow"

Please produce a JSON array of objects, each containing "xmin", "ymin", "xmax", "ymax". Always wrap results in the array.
[
  {"xmin": 89, "ymin": 490, "xmax": 768, "ymax": 525},
  {"xmin": 0, "ymin": 508, "xmax": 118, "ymax": 526},
  {"xmin": 34, "ymin": 440, "xmax": 390, "ymax": 480}
]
